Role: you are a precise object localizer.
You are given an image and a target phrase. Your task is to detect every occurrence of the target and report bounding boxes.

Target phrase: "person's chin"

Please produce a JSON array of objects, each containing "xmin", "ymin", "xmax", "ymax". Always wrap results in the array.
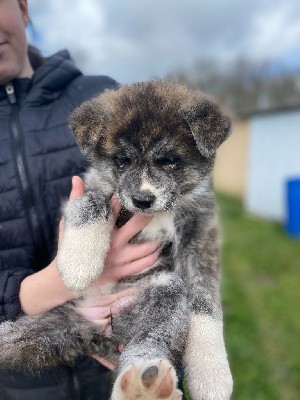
[
  {"xmin": 0, "ymin": 70, "xmax": 17, "ymax": 85},
  {"xmin": 0, "ymin": 61, "xmax": 20, "ymax": 84}
]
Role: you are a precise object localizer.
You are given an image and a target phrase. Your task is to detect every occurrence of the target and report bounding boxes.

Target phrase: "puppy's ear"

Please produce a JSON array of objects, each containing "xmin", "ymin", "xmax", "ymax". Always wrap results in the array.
[
  {"xmin": 183, "ymin": 96, "xmax": 231, "ymax": 157},
  {"xmin": 69, "ymin": 96, "xmax": 111, "ymax": 154}
]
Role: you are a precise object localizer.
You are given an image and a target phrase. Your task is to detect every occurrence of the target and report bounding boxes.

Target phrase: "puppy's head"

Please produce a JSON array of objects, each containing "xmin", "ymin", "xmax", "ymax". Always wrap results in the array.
[{"xmin": 70, "ymin": 80, "xmax": 230, "ymax": 213}]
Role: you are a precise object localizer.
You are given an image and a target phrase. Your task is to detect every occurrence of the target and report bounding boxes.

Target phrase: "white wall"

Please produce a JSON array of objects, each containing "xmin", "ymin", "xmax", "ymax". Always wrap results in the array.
[{"xmin": 245, "ymin": 109, "xmax": 300, "ymax": 221}]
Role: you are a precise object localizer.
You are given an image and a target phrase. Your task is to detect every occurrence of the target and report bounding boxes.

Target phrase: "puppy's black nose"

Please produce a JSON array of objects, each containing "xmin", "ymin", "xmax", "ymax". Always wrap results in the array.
[{"xmin": 132, "ymin": 193, "xmax": 156, "ymax": 209}]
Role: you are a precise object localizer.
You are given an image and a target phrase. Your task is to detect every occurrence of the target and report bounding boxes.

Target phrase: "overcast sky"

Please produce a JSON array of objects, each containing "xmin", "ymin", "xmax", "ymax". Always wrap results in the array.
[{"xmin": 27, "ymin": 0, "xmax": 300, "ymax": 84}]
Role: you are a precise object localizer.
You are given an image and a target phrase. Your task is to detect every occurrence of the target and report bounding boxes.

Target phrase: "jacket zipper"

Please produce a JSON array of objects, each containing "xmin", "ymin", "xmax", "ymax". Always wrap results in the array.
[{"xmin": 5, "ymin": 83, "xmax": 47, "ymax": 266}]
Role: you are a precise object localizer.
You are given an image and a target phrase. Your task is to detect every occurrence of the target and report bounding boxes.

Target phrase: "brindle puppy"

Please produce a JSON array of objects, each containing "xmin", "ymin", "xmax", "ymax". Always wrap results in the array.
[{"xmin": 0, "ymin": 81, "xmax": 233, "ymax": 400}]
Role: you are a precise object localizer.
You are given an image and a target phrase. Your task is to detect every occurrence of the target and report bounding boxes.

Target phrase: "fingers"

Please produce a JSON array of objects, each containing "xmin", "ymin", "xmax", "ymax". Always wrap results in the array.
[
  {"xmin": 77, "ymin": 307, "xmax": 112, "ymax": 331},
  {"xmin": 79, "ymin": 288, "xmax": 138, "ymax": 308},
  {"xmin": 118, "ymin": 344, "xmax": 125, "ymax": 353},
  {"xmin": 107, "ymin": 241, "xmax": 160, "ymax": 267},
  {"xmin": 114, "ymin": 248, "xmax": 160, "ymax": 280},
  {"xmin": 110, "ymin": 293, "xmax": 138, "ymax": 315},
  {"xmin": 77, "ymin": 305, "xmax": 112, "ymax": 320},
  {"xmin": 92, "ymin": 355, "xmax": 117, "ymax": 371},
  {"xmin": 100, "ymin": 242, "xmax": 160, "ymax": 284},
  {"xmin": 69, "ymin": 175, "xmax": 85, "ymax": 202},
  {"xmin": 111, "ymin": 214, "xmax": 154, "ymax": 248},
  {"xmin": 89, "ymin": 317, "xmax": 111, "ymax": 330},
  {"xmin": 77, "ymin": 290, "xmax": 138, "ymax": 321}
]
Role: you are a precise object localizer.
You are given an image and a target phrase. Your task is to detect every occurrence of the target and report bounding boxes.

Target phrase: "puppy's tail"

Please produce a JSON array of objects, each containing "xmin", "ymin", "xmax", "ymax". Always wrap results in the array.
[{"xmin": 0, "ymin": 304, "xmax": 114, "ymax": 373}]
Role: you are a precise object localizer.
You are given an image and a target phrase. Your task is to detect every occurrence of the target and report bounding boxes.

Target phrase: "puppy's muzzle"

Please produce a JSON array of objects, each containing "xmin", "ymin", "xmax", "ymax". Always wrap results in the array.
[{"xmin": 132, "ymin": 192, "xmax": 156, "ymax": 210}]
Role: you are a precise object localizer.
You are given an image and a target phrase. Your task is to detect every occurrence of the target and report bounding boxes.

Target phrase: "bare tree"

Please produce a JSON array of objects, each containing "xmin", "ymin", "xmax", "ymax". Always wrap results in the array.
[{"xmin": 166, "ymin": 57, "xmax": 300, "ymax": 116}]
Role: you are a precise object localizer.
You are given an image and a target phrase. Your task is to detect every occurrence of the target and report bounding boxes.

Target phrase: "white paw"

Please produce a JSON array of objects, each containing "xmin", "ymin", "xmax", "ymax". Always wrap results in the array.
[
  {"xmin": 186, "ymin": 359, "xmax": 233, "ymax": 400},
  {"xmin": 111, "ymin": 359, "xmax": 182, "ymax": 400},
  {"xmin": 184, "ymin": 314, "xmax": 233, "ymax": 400},
  {"xmin": 57, "ymin": 221, "xmax": 112, "ymax": 291}
]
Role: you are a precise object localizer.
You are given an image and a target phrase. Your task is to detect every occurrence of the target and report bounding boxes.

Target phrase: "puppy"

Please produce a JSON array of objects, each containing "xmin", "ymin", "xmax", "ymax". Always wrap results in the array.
[{"xmin": 0, "ymin": 81, "xmax": 233, "ymax": 400}]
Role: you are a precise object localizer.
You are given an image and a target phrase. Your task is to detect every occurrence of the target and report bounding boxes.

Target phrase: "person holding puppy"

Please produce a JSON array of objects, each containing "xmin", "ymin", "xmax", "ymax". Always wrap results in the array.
[{"xmin": 0, "ymin": 1, "xmax": 160, "ymax": 399}]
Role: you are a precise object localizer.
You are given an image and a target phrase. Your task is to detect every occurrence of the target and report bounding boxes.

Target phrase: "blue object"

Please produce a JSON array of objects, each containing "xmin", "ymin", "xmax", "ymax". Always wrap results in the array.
[{"xmin": 286, "ymin": 178, "xmax": 300, "ymax": 237}]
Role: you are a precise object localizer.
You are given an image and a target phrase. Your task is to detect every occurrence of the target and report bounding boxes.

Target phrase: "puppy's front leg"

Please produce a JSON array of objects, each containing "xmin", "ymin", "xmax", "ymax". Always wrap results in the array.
[
  {"xmin": 176, "ymin": 223, "xmax": 233, "ymax": 399},
  {"xmin": 57, "ymin": 191, "xmax": 114, "ymax": 291},
  {"xmin": 184, "ymin": 311, "xmax": 232, "ymax": 400}
]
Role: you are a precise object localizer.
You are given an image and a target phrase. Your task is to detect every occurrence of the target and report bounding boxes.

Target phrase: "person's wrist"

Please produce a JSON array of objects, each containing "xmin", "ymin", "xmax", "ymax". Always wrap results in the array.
[
  {"xmin": 19, "ymin": 261, "xmax": 77, "ymax": 316},
  {"xmin": 48, "ymin": 259, "xmax": 77, "ymax": 303}
]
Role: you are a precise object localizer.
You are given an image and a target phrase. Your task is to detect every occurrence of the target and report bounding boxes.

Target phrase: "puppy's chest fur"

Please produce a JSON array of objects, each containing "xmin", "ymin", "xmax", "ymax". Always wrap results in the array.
[
  {"xmin": 116, "ymin": 207, "xmax": 175, "ymax": 238},
  {"xmin": 134, "ymin": 211, "xmax": 176, "ymax": 242},
  {"xmin": 119, "ymin": 210, "xmax": 176, "ymax": 282}
]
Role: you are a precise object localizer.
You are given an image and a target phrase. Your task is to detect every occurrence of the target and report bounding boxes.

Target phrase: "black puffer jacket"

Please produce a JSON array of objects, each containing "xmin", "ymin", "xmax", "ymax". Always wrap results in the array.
[{"xmin": 0, "ymin": 50, "xmax": 117, "ymax": 399}]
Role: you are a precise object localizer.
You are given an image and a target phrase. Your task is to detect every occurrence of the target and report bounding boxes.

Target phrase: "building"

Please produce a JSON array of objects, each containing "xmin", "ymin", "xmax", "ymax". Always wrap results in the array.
[{"xmin": 214, "ymin": 107, "xmax": 300, "ymax": 221}]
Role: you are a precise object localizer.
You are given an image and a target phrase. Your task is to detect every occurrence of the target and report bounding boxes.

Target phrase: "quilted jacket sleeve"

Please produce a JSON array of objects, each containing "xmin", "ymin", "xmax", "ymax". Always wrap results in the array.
[{"xmin": 0, "ymin": 269, "xmax": 34, "ymax": 323}]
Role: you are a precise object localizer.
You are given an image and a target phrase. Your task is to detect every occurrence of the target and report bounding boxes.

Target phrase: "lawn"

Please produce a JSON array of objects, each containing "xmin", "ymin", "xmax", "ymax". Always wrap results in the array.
[{"xmin": 218, "ymin": 194, "xmax": 300, "ymax": 400}]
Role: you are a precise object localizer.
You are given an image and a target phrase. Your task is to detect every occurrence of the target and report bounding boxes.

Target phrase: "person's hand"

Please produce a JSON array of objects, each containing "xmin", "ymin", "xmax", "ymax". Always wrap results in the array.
[
  {"xmin": 94, "ymin": 194, "xmax": 161, "ymax": 285},
  {"xmin": 76, "ymin": 288, "xmax": 138, "ymax": 336},
  {"xmin": 61, "ymin": 176, "xmax": 161, "ymax": 286},
  {"xmin": 19, "ymin": 176, "xmax": 160, "ymax": 317},
  {"xmin": 77, "ymin": 288, "xmax": 137, "ymax": 371}
]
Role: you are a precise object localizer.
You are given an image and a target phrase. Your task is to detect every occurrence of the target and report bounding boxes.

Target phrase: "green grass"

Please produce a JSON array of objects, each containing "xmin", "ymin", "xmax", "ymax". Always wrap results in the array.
[{"xmin": 218, "ymin": 193, "xmax": 300, "ymax": 400}]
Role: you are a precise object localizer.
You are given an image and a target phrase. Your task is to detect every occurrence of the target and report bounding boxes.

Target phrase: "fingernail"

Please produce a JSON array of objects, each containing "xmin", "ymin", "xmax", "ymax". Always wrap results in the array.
[
  {"xmin": 118, "ymin": 344, "xmax": 125, "ymax": 352},
  {"xmin": 104, "ymin": 325, "xmax": 112, "ymax": 337}
]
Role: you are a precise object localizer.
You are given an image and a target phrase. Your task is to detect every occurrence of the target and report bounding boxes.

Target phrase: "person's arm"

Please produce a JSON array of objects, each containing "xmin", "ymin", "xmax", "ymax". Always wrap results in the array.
[
  {"xmin": 19, "ymin": 176, "xmax": 160, "ymax": 316},
  {"xmin": 18, "ymin": 259, "xmax": 76, "ymax": 316}
]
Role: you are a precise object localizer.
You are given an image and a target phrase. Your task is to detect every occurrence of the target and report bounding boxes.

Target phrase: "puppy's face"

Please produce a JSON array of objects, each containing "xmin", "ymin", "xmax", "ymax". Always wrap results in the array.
[
  {"xmin": 110, "ymin": 123, "xmax": 213, "ymax": 213},
  {"xmin": 70, "ymin": 81, "xmax": 231, "ymax": 213}
]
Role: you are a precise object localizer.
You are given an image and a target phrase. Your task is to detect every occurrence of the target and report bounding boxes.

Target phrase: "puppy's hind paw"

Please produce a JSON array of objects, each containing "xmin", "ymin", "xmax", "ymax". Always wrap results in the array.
[
  {"xmin": 0, "ymin": 320, "xmax": 48, "ymax": 372},
  {"xmin": 111, "ymin": 359, "xmax": 182, "ymax": 400},
  {"xmin": 0, "ymin": 321, "xmax": 20, "ymax": 370}
]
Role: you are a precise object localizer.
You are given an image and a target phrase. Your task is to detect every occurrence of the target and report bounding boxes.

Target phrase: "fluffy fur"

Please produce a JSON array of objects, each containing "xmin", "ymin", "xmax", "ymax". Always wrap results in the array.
[{"xmin": 0, "ymin": 80, "xmax": 233, "ymax": 400}]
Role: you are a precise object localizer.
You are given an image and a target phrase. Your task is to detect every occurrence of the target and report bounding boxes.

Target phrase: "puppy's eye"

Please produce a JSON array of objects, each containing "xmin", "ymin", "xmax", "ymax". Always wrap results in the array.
[
  {"xmin": 114, "ymin": 156, "xmax": 132, "ymax": 168},
  {"xmin": 155, "ymin": 156, "xmax": 182, "ymax": 167}
]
